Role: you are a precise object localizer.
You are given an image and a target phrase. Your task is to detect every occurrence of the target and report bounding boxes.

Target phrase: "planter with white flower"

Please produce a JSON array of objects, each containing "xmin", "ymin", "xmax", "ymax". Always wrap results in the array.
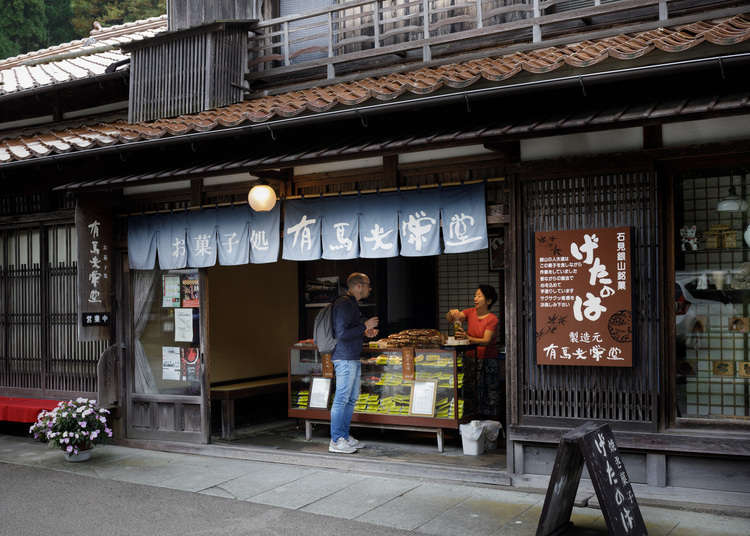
[{"xmin": 30, "ymin": 398, "xmax": 112, "ymax": 462}]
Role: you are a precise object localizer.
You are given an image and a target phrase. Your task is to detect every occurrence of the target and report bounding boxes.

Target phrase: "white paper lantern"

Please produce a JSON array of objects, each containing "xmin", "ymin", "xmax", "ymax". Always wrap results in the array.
[{"xmin": 248, "ymin": 184, "xmax": 277, "ymax": 211}]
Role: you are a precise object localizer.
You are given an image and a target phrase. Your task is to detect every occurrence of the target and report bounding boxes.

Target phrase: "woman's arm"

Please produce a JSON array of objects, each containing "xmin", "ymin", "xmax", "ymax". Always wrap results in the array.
[{"xmin": 466, "ymin": 328, "xmax": 494, "ymax": 346}]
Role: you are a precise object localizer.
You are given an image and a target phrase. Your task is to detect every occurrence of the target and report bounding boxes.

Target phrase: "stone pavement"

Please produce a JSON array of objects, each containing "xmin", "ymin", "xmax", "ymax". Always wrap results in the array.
[{"xmin": 0, "ymin": 433, "xmax": 748, "ymax": 536}]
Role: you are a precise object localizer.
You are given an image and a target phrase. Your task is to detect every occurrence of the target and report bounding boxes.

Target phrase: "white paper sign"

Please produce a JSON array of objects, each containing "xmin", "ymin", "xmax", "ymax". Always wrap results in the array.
[
  {"xmin": 309, "ymin": 377, "xmax": 332, "ymax": 409},
  {"xmin": 174, "ymin": 308, "xmax": 193, "ymax": 342},
  {"xmin": 162, "ymin": 274, "xmax": 181, "ymax": 307},
  {"xmin": 409, "ymin": 381, "xmax": 437, "ymax": 416},
  {"xmin": 162, "ymin": 347, "xmax": 181, "ymax": 380}
]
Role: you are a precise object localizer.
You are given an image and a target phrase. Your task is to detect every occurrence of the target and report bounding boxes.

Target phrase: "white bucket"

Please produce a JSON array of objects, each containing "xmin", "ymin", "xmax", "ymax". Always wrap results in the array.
[{"xmin": 459, "ymin": 421, "xmax": 486, "ymax": 455}]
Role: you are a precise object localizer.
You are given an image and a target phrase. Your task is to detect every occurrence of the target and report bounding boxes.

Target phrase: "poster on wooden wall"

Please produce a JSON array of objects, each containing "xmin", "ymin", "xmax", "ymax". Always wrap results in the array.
[
  {"xmin": 534, "ymin": 226, "xmax": 633, "ymax": 367},
  {"xmin": 76, "ymin": 194, "xmax": 113, "ymax": 342}
]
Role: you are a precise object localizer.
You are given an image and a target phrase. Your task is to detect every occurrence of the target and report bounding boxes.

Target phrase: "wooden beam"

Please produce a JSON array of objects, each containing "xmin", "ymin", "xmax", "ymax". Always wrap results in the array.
[
  {"xmin": 191, "ymin": 178, "xmax": 203, "ymax": 207},
  {"xmin": 484, "ymin": 140, "xmax": 520, "ymax": 163}
]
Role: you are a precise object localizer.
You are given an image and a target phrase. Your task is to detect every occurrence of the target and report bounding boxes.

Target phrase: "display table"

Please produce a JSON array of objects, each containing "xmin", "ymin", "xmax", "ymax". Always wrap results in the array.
[{"xmin": 288, "ymin": 345, "xmax": 475, "ymax": 452}]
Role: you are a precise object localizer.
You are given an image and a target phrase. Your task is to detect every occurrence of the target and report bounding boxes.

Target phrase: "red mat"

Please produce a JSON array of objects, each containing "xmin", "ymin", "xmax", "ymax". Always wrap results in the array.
[{"xmin": 0, "ymin": 397, "xmax": 61, "ymax": 423}]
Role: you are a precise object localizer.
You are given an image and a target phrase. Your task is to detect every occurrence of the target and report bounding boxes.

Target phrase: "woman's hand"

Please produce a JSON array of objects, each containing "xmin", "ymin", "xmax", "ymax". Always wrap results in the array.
[{"xmin": 446, "ymin": 309, "xmax": 461, "ymax": 321}]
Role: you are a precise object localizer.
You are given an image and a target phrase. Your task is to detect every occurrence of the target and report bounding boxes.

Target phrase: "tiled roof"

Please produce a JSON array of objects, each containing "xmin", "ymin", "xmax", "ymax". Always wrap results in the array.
[
  {"xmin": 52, "ymin": 88, "xmax": 750, "ymax": 192},
  {"xmin": 0, "ymin": 15, "xmax": 167, "ymax": 96},
  {"xmin": 1, "ymin": 14, "xmax": 749, "ymax": 164}
]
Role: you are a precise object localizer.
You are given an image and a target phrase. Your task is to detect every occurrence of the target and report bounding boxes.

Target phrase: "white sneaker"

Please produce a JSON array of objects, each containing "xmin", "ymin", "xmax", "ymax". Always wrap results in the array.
[
  {"xmin": 329, "ymin": 437, "xmax": 357, "ymax": 454},
  {"xmin": 346, "ymin": 435, "xmax": 364, "ymax": 449}
]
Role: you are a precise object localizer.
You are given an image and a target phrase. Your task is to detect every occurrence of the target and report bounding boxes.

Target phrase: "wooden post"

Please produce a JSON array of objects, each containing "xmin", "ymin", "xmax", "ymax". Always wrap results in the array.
[
  {"xmin": 373, "ymin": 1, "xmax": 380, "ymax": 48},
  {"xmin": 532, "ymin": 0, "xmax": 541, "ymax": 43},
  {"xmin": 476, "ymin": 0, "xmax": 483, "ymax": 29},
  {"xmin": 383, "ymin": 154, "xmax": 399, "ymax": 187},
  {"xmin": 422, "ymin": 0, "xmax": 431, "ymax": 62},
  {"xmin": 658, "ymin": 0, "xmax": 668, "ymax": 21},
  {"xmin": 327, "ymin": 12, "xmax": 335, "ymax": 79},
  {"xmin": 283, "ymin": 21, "xmax": 290, "ymax": 66}
]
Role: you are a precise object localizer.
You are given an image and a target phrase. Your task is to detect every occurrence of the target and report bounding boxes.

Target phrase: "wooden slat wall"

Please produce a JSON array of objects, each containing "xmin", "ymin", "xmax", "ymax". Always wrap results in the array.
[
  {"xmin": 130, "ymin": 28, "xmax": 246, "ymax": 123},
  {"xmin": 518, "ymin": 171, "xmax": 660, "ymax": 430},
  {"xmin": 0, "ymin": 224, "xmax": 105, "ymax": 396}
]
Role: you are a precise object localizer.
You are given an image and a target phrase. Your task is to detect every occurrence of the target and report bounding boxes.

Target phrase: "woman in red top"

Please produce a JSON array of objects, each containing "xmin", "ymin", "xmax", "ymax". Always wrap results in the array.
[{"xmin": 448, "ymin": 285, "xmax": 501, "ymax": 419}]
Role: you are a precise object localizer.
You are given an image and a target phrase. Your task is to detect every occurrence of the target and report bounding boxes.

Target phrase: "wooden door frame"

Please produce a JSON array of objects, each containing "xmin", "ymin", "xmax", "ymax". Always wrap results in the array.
[{"xmin": 123, "ymin": 265, "xmax": 209, "ymax": 443}]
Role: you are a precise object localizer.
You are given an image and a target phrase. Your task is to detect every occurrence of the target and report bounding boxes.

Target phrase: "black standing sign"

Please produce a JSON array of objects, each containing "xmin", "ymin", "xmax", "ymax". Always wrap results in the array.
[{"xmin": 536, "ymin": 422, "xmax": 647, "ymax": 536}]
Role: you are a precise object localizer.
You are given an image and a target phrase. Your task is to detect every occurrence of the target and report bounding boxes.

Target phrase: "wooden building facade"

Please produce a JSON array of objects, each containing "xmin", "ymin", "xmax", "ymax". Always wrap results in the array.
[{"xmin": 1, "ymin": 0, "xmax": 749, "ymax": 498}]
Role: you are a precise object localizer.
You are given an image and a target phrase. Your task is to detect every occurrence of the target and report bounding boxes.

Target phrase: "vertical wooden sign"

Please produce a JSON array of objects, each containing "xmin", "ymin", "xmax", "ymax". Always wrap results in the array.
[
  {"xmin": 321, "ymin": 353, "xmax": 334, "ymax": 378},
  {"xmin": 535, "ymin": 226, "xmax": 633, "ymax": 367},
  {"xmin": 76, "ymin": 195, "xmax": 113, "ymax": 342},
  {"xmin": 401, "ymin": 347, "xmax": 415, "ymax": 381}
]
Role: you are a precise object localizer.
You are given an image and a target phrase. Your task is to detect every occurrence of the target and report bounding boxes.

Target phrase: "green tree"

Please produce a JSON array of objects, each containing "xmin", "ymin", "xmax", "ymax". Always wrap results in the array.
[
  {"xmin": 71, "ymin": 0, "xmax": 165, "ymax": 36},
  {"xmin": 0, "ymin": 0, "xmax": 47, "ymax": 60},
  {"xmin": 46, "ymin": 0, "xmax": 77, "ymax": 46}
]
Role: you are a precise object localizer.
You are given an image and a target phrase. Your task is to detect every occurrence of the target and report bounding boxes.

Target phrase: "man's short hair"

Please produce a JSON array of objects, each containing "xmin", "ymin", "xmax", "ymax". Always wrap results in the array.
[{"xmin": 347, "ymin": 272, "xmax": 370, "ymax": 289}]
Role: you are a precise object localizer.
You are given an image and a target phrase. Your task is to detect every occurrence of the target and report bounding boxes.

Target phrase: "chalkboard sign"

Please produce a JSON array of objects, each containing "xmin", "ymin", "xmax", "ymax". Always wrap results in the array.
[{"xmin": 536, "ymin": 422, "xmax": 647, "ymax": 536}]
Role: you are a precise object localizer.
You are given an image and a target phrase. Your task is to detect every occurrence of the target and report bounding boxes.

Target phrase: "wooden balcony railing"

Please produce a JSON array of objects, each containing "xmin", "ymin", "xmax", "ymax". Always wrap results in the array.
[{"xmin": 247, "ymin": 0, "xmax": 736, "ymax": 87}]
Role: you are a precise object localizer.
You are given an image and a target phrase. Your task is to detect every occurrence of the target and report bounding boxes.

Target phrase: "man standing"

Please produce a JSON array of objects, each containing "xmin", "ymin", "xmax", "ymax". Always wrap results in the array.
[{"xmin": 329, "ymin": 272, "xmax": 379, "ymax": 454}]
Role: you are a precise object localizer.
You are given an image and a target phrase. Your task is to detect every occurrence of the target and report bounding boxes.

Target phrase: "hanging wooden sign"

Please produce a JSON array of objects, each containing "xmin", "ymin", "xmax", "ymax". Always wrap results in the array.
[
  {"xmin": 535, "ymin": 226, "xmax": 633, "ymax": 367},
  {"xmin": 76, "ymin": 195, "xmax": 113, "ymax": 342},
  {"xmin": 536, "ymin": 422, "xmax": 647, "ymax": 536}
]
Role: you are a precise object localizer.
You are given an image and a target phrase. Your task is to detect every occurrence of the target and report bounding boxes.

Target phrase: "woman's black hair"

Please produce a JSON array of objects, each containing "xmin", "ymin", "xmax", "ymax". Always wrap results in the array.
[{"xmin": 478, "ymin": 284, "xmax": 498, "ymax": 308}]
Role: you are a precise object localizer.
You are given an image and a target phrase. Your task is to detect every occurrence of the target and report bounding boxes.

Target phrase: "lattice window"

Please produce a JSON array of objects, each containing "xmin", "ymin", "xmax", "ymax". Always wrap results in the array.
[
  {"xmin": 0, "ymin": 223, "xmax": 106, "ymax": 395},
  {"xmin": 675, "ymin": 172, "xmax": 750, "ymax": 419},
  {"xmin": 519, "ymin": 171, "xmax": 660, "ymax": 428}
]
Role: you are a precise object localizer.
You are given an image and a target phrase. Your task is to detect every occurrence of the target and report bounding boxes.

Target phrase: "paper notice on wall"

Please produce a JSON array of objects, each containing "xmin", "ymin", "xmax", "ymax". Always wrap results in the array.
[
  {"xmin": 162, "ymin": 347, "xmax": 181, "ymax": 380},
  {"xmin": 162, "ymin": 274, "xmax": 181, "ymax": 307},
  {"xmin": 174, "ymin": 308, "xmax": 193, "ymax": 342}
]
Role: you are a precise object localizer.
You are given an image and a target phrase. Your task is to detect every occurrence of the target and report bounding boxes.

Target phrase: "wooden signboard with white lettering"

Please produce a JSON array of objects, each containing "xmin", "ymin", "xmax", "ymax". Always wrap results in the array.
[
  {"xmin": 536, "ymin": 422, "xmax": 647, "ymax": 536},
  {"xmin": 535, "ymin": 226, "xmax": 633, "ymax": 366},
  {"xmin": 76, "ymin": 195, "xmax": 113, "ymax": 342}
]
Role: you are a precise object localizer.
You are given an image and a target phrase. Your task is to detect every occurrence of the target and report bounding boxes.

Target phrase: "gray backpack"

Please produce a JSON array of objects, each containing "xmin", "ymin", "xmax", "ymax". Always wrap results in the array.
[{"xmin": 313, "ymin": 300, "xmax": 337, "ymax": 354}]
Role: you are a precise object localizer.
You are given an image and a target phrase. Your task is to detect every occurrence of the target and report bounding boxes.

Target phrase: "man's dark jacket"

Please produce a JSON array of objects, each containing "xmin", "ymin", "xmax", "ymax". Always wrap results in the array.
[{"xmin": 331, "ymin": 294, "xmax": 364, "ymax": 361}]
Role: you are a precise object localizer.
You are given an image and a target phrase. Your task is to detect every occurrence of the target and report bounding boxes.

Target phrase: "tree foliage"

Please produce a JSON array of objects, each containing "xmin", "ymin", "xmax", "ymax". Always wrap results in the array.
[
  {"xmin": 0, "ymin": 0, "xmax": 165, "ymax": 60},
  {"xmin": 46, "ymin": 0, "xmax": 77, "ymax": 48},
  {"xmin": 72, "ymin": 0, "xmax": 166, "ymax": 36},
  {"xmin": 0, "ymin": 0, "xmax": 47, "ymax": 59}
]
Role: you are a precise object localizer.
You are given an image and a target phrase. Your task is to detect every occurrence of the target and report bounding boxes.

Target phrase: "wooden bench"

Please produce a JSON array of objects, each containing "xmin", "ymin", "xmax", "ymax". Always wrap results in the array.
[
  {"xmin": 210, "ymin": 375, "xmax": 287, "ymax": 440},
  {"xmin": 0, "ymin": 397, "xmax": 61, "ymax": 424}
]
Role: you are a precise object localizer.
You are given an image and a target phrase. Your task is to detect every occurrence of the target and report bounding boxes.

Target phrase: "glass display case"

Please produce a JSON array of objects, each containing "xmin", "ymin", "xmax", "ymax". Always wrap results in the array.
[{"xmin": 288, "ymin": 345, "xmax": 475, "ymax": 429}]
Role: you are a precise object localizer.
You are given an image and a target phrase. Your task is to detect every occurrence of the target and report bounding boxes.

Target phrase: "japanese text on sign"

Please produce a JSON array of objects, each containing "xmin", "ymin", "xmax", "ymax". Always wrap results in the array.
[{"xmin": 535, "ymin": 227, "xmax": 633, "ymax": 367}]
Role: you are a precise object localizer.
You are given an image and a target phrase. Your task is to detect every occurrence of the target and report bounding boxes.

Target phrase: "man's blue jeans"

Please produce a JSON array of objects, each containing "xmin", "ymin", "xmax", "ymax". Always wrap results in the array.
[{"xmin": 330, "ymin": 359, "xmax": 360, "ymax": 442}]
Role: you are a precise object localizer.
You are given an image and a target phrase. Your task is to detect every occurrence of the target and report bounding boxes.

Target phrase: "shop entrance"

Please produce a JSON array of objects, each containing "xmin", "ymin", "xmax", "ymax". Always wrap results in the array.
[
  {"xmin": 203, "ymin": 251, "xmax": 507, "ymax": 470},
  {"xmin": 125, "ymin": 269, "xmax": 209, "ymax": 443}
]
